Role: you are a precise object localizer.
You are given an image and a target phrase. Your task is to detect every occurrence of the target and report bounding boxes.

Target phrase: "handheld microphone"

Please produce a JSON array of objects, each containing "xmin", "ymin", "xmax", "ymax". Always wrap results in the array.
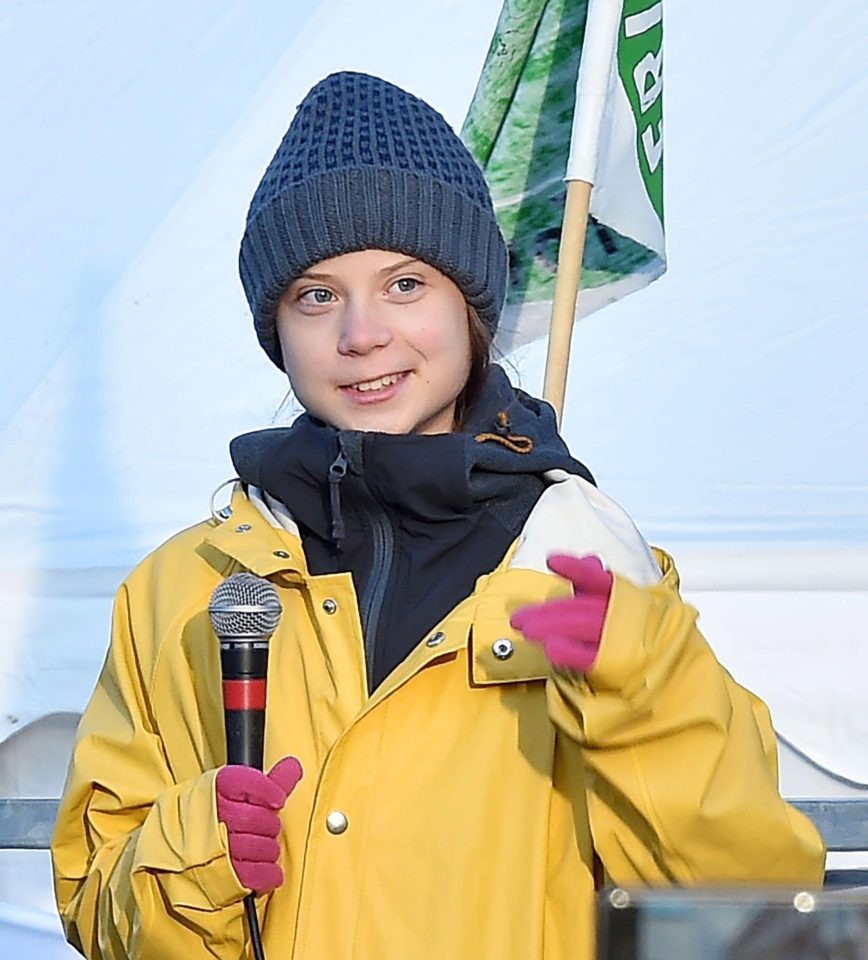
[
  {"xmin": 209, "ymin": 573, "xmax": 282, "ymax": 960},
  {"xmin": 208, "ymin": 573, "xmax": 282, "ymax": 769}
]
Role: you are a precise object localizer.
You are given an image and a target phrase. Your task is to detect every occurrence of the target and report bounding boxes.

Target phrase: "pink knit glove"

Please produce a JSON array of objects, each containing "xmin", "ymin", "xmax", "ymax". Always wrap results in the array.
[
  {"xmin": 216, "ymin": 757, "xmax": 303, "ymax": 893},
  {"xmin": 509, "ymin": 554, "xmax": 613, "ymax": 673}
]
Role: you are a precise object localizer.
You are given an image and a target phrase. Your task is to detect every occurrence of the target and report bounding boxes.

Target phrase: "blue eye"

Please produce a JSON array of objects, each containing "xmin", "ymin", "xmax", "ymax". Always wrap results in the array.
[
  {"xmin": 299, "ymin": 288, "xmax": 335, "ymax": 304},
  {"xmin": 392, "ymin": 277, "xmax": 419, "ymax": 294}
]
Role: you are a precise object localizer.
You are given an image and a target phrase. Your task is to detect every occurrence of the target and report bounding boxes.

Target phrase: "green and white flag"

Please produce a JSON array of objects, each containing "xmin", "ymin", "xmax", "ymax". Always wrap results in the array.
[{"xmin": 462, "ymin": 0, "xmax": 666, "ymax": 355}]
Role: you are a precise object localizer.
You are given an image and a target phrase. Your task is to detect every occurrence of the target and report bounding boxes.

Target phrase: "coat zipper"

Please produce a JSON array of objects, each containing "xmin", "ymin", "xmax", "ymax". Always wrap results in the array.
[{"xmin": 355, "ymin": 478, "xmax": 395, "ymax": 690}]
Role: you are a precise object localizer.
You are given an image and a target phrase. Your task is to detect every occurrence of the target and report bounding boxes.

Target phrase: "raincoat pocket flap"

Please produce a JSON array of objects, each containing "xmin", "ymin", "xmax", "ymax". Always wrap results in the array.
[{"xmin": 469, "ymin": 623, "xmax": 550, "ymax": 686}]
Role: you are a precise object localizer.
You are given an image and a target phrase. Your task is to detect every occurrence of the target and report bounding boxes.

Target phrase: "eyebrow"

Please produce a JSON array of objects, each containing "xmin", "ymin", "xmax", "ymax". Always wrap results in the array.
[
  {"xmin": 294, "ymin": 257, "xmax": 423, "ymax": 283},
  {"xmin": 377, "ymin": 257, "xmax": 423, "ymax": 276}
]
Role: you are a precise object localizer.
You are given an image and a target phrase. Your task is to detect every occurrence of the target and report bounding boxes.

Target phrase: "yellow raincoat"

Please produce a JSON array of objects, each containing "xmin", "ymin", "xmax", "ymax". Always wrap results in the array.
[{"xmin": 51, "ymin": 477, "xmax": 825, "ymax": 959}]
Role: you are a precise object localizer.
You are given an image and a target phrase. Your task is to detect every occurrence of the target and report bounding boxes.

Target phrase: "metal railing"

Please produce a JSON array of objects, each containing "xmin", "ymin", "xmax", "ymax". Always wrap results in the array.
[
  {"xmin": 789, "ymin": 798, "xmax": 868, "ymax": 887},
  {"xmin": 0, "ymin": 800, "xmax": 59, "ymax": 850},
  {"xmin": 789, "ymin": 799, "xmax": 868, "ymax": 853},
  {"xmin": 1, "ymin": 797, "xmax": 866, "ymax": 865}
]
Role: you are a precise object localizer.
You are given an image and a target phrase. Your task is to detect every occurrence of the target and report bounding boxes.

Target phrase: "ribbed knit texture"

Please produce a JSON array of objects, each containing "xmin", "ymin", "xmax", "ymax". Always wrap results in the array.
[{"xmin": 239, "ymin": 71, "xmax": 509, "ymax": 369}]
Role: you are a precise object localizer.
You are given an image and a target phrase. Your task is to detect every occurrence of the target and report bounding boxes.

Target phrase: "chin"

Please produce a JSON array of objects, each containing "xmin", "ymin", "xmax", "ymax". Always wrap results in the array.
[
  {"xmin": 350, "ymin": 418, "xmax": 413, "ymax": 435},
  {"xmin": 323, "ymin": 410, "xmax": 406, "ymax": 434},
  {"xmin": 322, "ymin": 397, "xmax": 454, "ymax": 435}
]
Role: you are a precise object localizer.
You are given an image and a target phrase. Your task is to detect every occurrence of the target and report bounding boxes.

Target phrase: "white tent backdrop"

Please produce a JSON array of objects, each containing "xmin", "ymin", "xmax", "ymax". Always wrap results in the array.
[{"xmin": 1, "ymin": 0, "xmax": 866, "ymax": 935}]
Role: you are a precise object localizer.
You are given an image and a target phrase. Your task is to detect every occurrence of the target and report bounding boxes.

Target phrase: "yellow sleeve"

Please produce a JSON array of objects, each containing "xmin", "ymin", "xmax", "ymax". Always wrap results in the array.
[
  {"xmin": 51, "ymin": 582, "xmax": 249, "ymax": 960},
  {"xmin": 546, "ymin": 551, "xmax": 826, "ymax": 888}
]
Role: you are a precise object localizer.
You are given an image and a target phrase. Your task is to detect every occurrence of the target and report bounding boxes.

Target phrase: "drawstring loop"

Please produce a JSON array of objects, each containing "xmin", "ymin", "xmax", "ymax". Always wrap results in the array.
[
  {"xmin": 474, "ymin": 410, "xmax": 534, "ymax": 454},
  {"xmin": 327, "ymin": 451, "xmax": 348, "ymax": 546}
]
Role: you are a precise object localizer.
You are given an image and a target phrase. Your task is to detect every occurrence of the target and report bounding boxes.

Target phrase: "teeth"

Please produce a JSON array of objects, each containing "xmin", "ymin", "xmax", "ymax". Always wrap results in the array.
[{"xmin": 350, "ymin": 373, "xmax": 401, "ymax": 392}]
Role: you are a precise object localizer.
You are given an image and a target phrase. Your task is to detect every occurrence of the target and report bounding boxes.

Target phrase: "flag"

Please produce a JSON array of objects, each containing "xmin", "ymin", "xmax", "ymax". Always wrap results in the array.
[{"xmin": 462, "ymin": 0, "xmax": 666, "ymax": 355}]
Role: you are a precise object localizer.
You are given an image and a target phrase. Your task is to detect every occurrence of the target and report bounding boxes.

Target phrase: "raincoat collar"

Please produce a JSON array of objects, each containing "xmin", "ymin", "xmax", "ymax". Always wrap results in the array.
[{"xmin": 201, "ymin": 484, "xmax": 308, "ymax": 578}]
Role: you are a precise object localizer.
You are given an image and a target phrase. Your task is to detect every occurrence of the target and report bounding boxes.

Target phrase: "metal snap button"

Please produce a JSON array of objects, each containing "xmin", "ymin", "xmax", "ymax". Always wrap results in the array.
[
  {"xmin": 426, "ymin": 631, "xmax": 445, "ymax": 647},
  {"xmin": 793, "ymin": 891, "xmax": 816, "ymax": 913},
  {"xmin": 326, "ymin": 811, "xmax": 348, "ymax": 835},
  {"xmin": 492, "ymin": 638, "xmax": 514, "ymax": 660},
  {"xmin": 235, "ymin": 523, "xmax": 252, "ymax": 533},
  {"xmin": 273, "ymin": 550, "xmax": 290, "ymax": 559},
  {"xmin": 609, "ymin": 889, "xmax": 632, "ymax": 910},
  {"xmin": 322, "ymin": 598, "xmax": 338, "ymax": 615}
]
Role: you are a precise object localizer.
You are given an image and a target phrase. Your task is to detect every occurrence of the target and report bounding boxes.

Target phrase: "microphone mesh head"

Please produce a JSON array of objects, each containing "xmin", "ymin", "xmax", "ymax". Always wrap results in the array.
[{"xmin": 208, "ymin": 573, "xmax": 282, "ymax": 640}]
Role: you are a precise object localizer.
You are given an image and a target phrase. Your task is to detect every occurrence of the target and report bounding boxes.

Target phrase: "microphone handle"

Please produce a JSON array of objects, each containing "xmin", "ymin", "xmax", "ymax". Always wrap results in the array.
[
  {"xmin": 220, "ymin": 641, "xmax": 268, "ymax": 769},
  {"xmin": 225, "ymin": 708, "xmax": 265, "ymax": 769}
]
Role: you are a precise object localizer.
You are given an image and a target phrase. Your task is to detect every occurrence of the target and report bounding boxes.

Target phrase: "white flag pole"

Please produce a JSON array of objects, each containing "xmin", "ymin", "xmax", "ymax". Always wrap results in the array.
[{"xmin": 543, "ymin": 0, "xmax": 624, "ymax": 422}]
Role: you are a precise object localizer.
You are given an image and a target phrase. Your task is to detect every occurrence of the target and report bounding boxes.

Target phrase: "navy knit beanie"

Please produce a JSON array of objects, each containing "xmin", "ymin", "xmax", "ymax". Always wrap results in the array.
[{"xmin": 239, "ymin": 71, "xmax": 509, "ymax": 369}]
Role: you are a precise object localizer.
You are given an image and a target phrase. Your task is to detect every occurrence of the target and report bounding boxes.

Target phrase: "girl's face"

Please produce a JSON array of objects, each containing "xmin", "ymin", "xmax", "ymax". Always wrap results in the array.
[{"xmin": 276, "ymin": 249, "xmax": 472, "ymax": 434}]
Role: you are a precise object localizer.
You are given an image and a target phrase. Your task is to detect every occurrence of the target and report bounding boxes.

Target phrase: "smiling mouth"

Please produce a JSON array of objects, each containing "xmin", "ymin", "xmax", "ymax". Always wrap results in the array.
[{"xmin": 345, "ymin": 372, "xmax": 407, "ymax": 393}]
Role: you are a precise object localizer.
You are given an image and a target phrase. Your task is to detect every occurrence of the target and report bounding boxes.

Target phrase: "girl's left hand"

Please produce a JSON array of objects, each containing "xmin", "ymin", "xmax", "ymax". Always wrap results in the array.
[{"xmin": 509, "ymin": 554, "xmax": 613, "ymax": 673}]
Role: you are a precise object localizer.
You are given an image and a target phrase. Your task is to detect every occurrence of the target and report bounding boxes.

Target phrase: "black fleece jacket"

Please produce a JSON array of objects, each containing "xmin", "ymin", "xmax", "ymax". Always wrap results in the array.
[{"xmin": 230, "ymin": 366, "xmax": 593, "ymax": 691}]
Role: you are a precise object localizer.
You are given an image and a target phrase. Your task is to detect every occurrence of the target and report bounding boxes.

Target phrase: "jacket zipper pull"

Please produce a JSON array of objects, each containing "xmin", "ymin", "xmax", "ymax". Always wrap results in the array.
[{"xmin": 327, "ymin": 451, "xmax": 348, "ymax": 547}]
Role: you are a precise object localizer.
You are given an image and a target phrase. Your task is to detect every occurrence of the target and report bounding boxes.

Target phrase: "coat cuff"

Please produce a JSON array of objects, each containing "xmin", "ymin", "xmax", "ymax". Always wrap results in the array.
[
  {"xmin": 132, "ymin": 768, "xmax": 250, "ymax": 911},
  {"xmin": 547, "ymin": 558, "xmax": 699, "ymax": 746}
]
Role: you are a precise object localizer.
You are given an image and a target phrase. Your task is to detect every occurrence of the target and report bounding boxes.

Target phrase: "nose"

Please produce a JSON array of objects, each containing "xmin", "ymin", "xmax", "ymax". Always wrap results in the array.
[{"xmin": 337, "ymin": 301, "xmax": 392, "ymax": 356}]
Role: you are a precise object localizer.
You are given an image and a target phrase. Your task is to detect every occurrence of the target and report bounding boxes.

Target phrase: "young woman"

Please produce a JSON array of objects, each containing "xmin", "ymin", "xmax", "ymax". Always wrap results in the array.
[{"xmin": 51, "ymin": 71, "xmax": 824, "ymax": 960}]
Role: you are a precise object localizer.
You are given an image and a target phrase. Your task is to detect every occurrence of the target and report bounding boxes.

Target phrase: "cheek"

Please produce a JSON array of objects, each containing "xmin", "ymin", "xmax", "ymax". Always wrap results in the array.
[
  {"xmin": 418, "ymin": 317, "xmax": 471, "ymax": 364},
  {"xmin": 279, "ymin": 323, "xmax": 327, "ymax": 379},
  {"xmin": 438, "ymin": 327, "xmax": 472, "ymax": 384},
  {"xmin": 282, "ymin": 342, "xmax": 322, "ymax": 404},
  {"xmin": 283, "ymin": 360, "xmax": 333, "ymax": 424}
]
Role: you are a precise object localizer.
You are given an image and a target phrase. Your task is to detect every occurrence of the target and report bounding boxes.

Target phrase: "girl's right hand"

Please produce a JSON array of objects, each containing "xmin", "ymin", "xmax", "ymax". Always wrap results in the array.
[{"xmin": 215, "ymin": 756, "xmax": 303, "ymax": 893}]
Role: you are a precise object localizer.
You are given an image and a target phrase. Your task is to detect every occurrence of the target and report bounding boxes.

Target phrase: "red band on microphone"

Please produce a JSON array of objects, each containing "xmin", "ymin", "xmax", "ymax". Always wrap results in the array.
[{"xmin": 222, "ymin": 679, "xmax": 267, "ymax": 711}]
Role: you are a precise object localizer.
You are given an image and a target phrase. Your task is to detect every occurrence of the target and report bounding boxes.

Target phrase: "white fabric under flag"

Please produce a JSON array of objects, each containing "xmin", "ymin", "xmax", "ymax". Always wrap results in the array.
[{"xmin": 462, "ymin": 0, "xmax": 666, "ymax": 354}]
